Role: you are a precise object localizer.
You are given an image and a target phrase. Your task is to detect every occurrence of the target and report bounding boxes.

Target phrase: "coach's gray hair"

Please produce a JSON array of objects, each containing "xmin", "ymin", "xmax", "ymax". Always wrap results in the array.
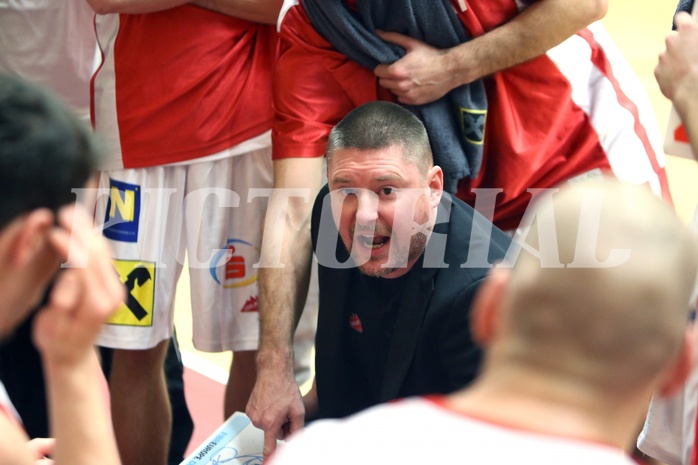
[{"xmin": 325, "ymin": 101, "xmax": 433, "ymax": 175}]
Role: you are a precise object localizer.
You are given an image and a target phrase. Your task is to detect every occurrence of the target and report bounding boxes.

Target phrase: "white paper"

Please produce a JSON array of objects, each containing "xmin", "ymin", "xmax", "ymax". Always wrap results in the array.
[{"xmin": 180, "ymin": 412, "xmax": 264, "ymax": 465}]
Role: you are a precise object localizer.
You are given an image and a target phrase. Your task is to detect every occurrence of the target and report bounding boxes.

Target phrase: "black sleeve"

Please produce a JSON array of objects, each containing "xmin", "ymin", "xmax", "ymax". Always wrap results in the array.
[
  {"xmin": 310, "ymin": 183, "xmax": 330, "ymax": 251},
  {"xmin": 439, "ymin": 278, "xmax": 485, "ymax": 392}
]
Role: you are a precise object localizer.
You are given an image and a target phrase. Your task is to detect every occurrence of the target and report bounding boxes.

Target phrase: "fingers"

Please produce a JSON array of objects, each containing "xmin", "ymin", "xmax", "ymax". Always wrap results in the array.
[
  {"xmin": 374, "ymin": 63, "xmax": 391, "ymax": 79},
  {"xmin": 262, "ymin": 428, "xmax": 278, "ymax": 458},
  {"xmin": 27, "ymin": 437, "xmax": 55, "ymax": 459},
  {"xmin": 376, "ymin": 29, "xmax": 415, "ymax": 50},
  {"xmin": 49, "ymin": 272, "xmax": 82, "ymax": 313},
  {"xmin": 52, "ymin": 204, "xmax": 124, "ymax": 316},
  {"xmin": 675, "ymin": 11, "xmax": 694, "ymax": 30},
  {"xmin": 49, "ymin": 205, "xmax": 93, "ymax": 263},
  {"xmin": 33, "ymin": 203, "xmax": 124, "ymax": 363},
  {"xmin": 287, "ymin": 408, "xmax": 305, "ymax": 437}
]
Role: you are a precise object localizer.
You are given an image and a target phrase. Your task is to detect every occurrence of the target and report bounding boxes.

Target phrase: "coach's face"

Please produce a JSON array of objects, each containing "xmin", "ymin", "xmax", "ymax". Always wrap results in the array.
[{"xmin": 327, "ymin": 145, "xmax": 443, "ymax": 278}]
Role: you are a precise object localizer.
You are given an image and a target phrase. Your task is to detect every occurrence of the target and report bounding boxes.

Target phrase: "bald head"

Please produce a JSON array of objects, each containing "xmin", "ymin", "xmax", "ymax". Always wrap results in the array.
[{"xmin": 496, "ymin": 180, "xmax": 697, "ymax": 392}]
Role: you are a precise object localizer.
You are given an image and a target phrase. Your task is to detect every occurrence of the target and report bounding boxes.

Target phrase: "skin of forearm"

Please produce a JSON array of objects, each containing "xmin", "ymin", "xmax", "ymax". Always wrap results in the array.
[
  {"xmin": 85, "ymin": 0, "xmax": 189, "ymax": 15},
  {"xmin": 192, "ymin": 0, "xmax": 283, "ymax": 24},
  {"xmin": 256, "ymin": 158, "xmax": 324, "ymax": 372},
  {"xmin": 302, "ymin": 379, "xmax": 319, "ymax": 420},
  {"xmin": 0, "ymin": 416, "xmax": 34, "ymax": 465},
  {"xmin": 446, "ymin": 0, "xmax": 608, "ymax": 85},
  {"xmin": 257, "ymin": 244, "xmax": 312, "ymax": 369},
  {"xmin": 43, "ymin": 350, "xmax": 120, "ymax": 465},
  {"xmin": 677, "ymin": 94, "xmax": 698, "ymax": 159},
  {"xmin": 86, "ymin": 0, "xmax": 281, "ymax": 20}
]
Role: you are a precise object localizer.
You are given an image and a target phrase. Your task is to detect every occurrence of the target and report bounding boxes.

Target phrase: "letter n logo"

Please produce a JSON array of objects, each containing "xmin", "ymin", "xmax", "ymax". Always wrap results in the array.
[{"xmin": 103, "ymin": 178, "xmax": 141, "ymax": 243}]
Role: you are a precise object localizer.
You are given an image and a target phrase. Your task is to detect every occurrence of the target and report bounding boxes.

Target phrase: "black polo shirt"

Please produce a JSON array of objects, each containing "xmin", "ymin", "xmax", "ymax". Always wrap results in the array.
[{"xmin": 345, "ymin": 270, "xmax": 410, "ymax": 403}]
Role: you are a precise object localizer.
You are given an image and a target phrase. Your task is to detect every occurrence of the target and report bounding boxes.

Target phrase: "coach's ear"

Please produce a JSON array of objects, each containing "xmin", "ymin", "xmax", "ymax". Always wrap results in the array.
[
  {"xmin": 427, "ymin": 165, "xmax": 443, "ymax": 208},
  {"xmin": 9, "ymin": 209, "xmax": 54, "ymax": 267},
  {"xmin": 471, "ymin": 267, "xmax": 510, "ymax": 347},
  {"xmin": 658, "ymin": 327, "xmax": 695, "ymax": 398}
]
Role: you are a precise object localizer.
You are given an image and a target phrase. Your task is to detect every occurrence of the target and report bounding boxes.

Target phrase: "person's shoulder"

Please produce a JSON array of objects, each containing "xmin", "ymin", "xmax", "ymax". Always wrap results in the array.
[
  {"xmin": 435, "ymin": 193, "xmax": 512, "ymax": 266},
  {"xmin": 272, "ymin": 398, "xmax": 436, "ymax": 462}
]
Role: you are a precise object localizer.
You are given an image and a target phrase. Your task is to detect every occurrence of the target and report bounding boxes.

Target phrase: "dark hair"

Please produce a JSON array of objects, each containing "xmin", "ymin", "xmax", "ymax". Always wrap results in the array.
[
  {"xmin": 326, "ymin": 101, "xmax": 432, "ymax": 174},
  {"xmin": 0, "ymin": 74, "xmax": 103, "ymax": 229}
]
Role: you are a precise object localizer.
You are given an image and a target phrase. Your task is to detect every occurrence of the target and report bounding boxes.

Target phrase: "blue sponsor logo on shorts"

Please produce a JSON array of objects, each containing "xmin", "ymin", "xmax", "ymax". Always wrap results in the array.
[{"xmin": 103, "ymin": 178, "xmax": 141, "ymax": 243}]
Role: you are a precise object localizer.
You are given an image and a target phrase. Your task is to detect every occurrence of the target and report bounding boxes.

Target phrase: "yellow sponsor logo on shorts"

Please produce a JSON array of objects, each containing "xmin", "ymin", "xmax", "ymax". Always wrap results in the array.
[{"xmin": 108, "ymin": 260, "xmax": 156, "ymax": 327}]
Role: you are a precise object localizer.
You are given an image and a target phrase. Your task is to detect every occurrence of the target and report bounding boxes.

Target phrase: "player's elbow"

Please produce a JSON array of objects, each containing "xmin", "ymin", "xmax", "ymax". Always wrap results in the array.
[{"xmin": 586, "ymin": 0, "xmax": 609, "ymax": 22}]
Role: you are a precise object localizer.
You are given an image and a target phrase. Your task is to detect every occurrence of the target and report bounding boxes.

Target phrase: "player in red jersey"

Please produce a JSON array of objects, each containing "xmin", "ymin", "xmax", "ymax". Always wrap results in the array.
[{"xmin": 249, "ymin": 0, "xmax": 671, "ymax": 457}]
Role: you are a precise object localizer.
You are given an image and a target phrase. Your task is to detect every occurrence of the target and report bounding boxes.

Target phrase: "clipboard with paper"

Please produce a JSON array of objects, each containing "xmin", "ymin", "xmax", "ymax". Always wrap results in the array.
[{"xmin": 180, "ymin": 412, "xmax": 266, "ymax": 465}]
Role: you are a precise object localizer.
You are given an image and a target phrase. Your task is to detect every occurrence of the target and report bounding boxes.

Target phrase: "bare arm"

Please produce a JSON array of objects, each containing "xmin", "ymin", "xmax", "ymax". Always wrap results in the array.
[
  {"xmin": 302, "ymin": 378, "xmax": 318, "ymax": 421},
  {"xmin": 85, "ymin": 0, "xmax": 188, "ymax": 15},
  {"xmin": 32, "ymin": 205, "xmax": 125, "ymax": 465},
  {"xmin": 85, "ymin": 0, "xmax": 281, "ymax": 22},
  {"xmin": 191, "ymin": 0, "xmax": 282, "ymax": 24},
  {"xmin": 374, "ymin": 0, "xmax": 608, "ymax": 105},
  {"xmin": 247, "ymin": 157, "xmax": 324, "ymax": 458},
  {"xmin": 0, "ymin": 415, "xmax": 35, "ymax": 465},
  {"xmin": 656, "ymin": 12, "xmax": 698, "ymax": 158}
]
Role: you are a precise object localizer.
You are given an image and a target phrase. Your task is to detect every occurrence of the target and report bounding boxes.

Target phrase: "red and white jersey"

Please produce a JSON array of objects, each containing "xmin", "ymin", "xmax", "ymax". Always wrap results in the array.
[
  {"xmin": 273, "ymin": 0, "xmax": 669, "ymax": 230},
  {"xmin": 0, "ymin": 380, "xmax": 21, "ymax": 426},
  {"xmin": 269, "ymin": 397, "xmax": 636, "ymax": 465},
  {"xmin": 0, "ymin": 0, "xmax": 97, "ymax": 119},
  {"xmin": 91, "ymin": 5, "xmax": 276, "ymax": 170},
  {"xmin": 638, "ymin": 388, "xmax": 697, "ymax": 465},
  {"xmin": 637, "ymin": 207, "xmax": 698, "ymax": 465}
]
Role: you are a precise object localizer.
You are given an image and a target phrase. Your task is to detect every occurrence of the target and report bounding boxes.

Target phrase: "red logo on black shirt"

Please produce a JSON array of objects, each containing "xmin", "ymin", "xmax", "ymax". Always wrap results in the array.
[{"xmin": 349, "ymin": 313, "xmax": 363, "ymax": 333}]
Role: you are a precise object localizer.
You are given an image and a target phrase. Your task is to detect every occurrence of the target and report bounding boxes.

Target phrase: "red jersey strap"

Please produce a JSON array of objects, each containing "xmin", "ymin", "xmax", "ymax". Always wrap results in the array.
[{"xmin": 0, "ymin": 380, "xmax": 21, "ymax": 426}]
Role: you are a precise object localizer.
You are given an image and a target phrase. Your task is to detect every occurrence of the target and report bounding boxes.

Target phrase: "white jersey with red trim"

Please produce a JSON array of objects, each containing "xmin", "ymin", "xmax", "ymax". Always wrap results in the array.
[
  {"xmin": 0, "ymin": 380, "xmax": 21, "ymax": 426},
  {"xmin": 0, "ymin": 0, "xmax": 96, "ymax": 119},
  {"xmin": 92, "ymin": 5, "xmax": 276, "ymax": 170},
  {"xmin": 637, "ymin": 207, "xmax": 698, "ymax": 465},
  {"xmin": 269, "ymin": 397, "xmax": 637, "ymax": 465},
  {"xmin": 546, "ymin": 21, "xmax": 666, "ymax": 192}
]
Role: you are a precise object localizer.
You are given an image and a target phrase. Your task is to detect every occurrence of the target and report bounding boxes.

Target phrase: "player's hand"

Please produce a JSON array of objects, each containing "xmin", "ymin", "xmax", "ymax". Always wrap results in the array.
[
  {"xmin": 246, "ymin": 368, "xmax": 305, "ymax": 459},
  {"xmin": 374, "ymin": 30, "xmax": 462, "ymax": 105},
  {"xmin": 656, "ymin": 12, "xmax": 698, "ymax": 118},
  {"xmin": 26, "ymin": 438, "xmax": 55, "ymax": 465},
  {"xmin": 32, "ymin": 204, "xmax": 124, "ymax": 366}
]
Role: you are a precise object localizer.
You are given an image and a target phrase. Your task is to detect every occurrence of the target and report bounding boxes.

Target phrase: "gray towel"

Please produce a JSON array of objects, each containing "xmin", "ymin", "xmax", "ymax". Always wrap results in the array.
[{"xmin": 302, "ymin": 0, "xmax": 488, "ymax": 192}]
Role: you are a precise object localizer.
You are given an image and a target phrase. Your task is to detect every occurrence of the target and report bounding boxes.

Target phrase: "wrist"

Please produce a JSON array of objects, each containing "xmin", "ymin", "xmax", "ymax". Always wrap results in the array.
[
  {"xmin": 674, "ymin": 79, "xmax": 698, "ymax": 125},
  {"xmin": 256, "ymin": 347, "xmax": 295, "ymax": 376},
  {"xmin": 445, "ymin": 45, "xmax": 477, "ymax": 87},
  {"xmin": 41, "ymin": 348, "xmax": 96, "ymax": 373}
]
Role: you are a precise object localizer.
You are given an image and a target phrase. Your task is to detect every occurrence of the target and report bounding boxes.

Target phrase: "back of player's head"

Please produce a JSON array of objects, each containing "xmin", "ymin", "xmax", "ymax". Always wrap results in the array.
[
  {"xmin": 326, "ymin": 101, "xmax": 433, "ymax": 175},
  {"xmin": 500, "ymin": 180, "xmax": 697, "ymax": 392},
  {"xmin": 0, "ymin": 74, "xmax": 103, "ymax": 230}
]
